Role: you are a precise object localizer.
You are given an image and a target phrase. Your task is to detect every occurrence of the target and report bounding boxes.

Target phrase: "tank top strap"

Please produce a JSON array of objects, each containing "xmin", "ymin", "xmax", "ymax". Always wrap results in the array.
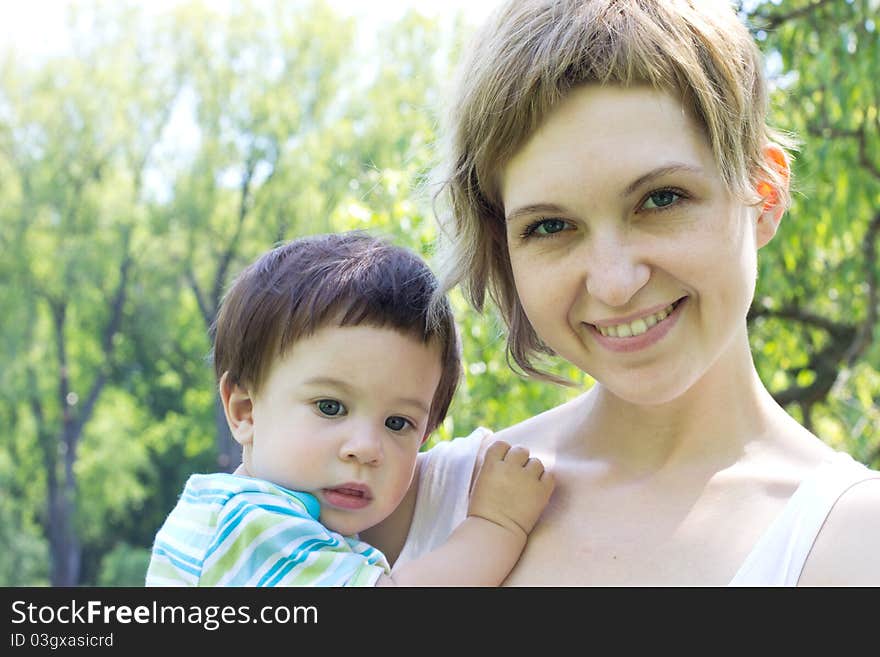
[{"xmin": 730, "ymin": 451, "xmax": 880, "ymax": 586}]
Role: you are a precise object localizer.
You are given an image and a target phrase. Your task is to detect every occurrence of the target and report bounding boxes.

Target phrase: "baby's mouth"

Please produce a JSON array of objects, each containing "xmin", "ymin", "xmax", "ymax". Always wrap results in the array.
[{"xmin": 327, "ymin": 486, "xmax": 370, "ymax": 499}]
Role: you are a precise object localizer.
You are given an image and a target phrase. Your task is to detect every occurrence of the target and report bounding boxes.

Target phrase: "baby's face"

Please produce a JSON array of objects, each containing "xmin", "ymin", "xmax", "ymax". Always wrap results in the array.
[{"xmin": 247, "ymin": 325, "xmax": 442, "ymax": 536}]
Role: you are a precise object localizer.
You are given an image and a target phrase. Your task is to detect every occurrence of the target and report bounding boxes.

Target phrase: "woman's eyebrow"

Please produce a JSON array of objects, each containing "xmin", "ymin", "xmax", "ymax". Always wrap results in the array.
[
  {"xmin": 506, "ymin": 164, "xmax": 705, "ymax": 221},
  {"xmin": 622, "ymin": 163, "xmax": 704, "ymax": 197},
  {"xmin": 505, "ymin": 202, "xmax": 569, "ymax": 223}
]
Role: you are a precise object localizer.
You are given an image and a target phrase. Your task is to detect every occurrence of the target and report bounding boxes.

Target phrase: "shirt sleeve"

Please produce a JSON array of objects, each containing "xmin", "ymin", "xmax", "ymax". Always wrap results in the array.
[
  {"xmin": 199, "ymin": 492, "xmax": 388, "ymax": 587},
  {"xmin": 396, "ymin": 428, "xmax": 490, "ymax": 566}
]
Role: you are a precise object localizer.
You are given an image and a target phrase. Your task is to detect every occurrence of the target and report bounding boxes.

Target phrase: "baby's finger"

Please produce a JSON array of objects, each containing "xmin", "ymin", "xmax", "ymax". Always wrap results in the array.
[
  {"xmin": 484, "ymin": 440, "xmax": 511, "ymax": 462},
  {"xmin": 504, "ymin": 445, "xmax": 531, "ymax": 467},
  {"xmin": 524, "ymin": 457, "xmax": 545, "ymax": 477}
]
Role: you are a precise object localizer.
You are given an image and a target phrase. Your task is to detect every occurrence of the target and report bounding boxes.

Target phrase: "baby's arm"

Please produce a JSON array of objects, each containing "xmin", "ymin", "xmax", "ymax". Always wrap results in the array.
[{"xmin": 376, "ymin": 441, "xmax": 554, "ymax": 586}]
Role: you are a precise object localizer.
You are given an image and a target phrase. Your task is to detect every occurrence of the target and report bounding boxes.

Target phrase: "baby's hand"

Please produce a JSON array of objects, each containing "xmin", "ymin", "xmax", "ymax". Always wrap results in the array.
[{"xmin": 467, "ymin": 440, "xmax": 555, "ymax": 538}]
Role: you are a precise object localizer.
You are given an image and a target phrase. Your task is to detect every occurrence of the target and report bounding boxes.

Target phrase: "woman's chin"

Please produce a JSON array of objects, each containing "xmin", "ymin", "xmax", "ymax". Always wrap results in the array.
[{"xmin": 593, "ymin": 373, "xmax": 700, "ymax": 408}]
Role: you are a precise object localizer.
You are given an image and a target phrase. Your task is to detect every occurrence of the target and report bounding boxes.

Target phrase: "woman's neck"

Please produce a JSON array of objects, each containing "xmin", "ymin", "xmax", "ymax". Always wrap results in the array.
[{"xmin": 567, "ymin": 332, "xmax": 785, "ymax": 478}]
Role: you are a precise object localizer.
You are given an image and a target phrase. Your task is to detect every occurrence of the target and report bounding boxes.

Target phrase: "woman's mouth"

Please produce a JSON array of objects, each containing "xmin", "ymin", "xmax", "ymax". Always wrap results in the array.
[
  {"xmin": 588, "ymin": 297, "xmax": 687, "ymax": 352},
  {"xmin": 594, "ymin": 298, "xmax": 684, "ymax": 337}
]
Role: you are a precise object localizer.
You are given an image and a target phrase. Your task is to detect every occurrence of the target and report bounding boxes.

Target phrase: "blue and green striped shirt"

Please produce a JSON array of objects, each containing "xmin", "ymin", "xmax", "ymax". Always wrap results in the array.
[{"xmin": 145, "ymin": 473, "xmax": 390, "ymax": 587}]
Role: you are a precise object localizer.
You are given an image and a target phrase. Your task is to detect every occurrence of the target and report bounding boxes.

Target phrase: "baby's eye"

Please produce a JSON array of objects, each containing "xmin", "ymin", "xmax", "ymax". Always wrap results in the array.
[
  {"xmin": 641, "ymin": 189, "xmax": 682, "ymax": 210},
  {"xmin": 316, "ymin": 399, "xmax": 346, "ymax": 417},
  {"xmin": 385, "ymin": 416, "xmax": 411, "ymax": 432},
  {"xmin": 520, "ymin": 217, "xmax": 571, "ymax": 240}
]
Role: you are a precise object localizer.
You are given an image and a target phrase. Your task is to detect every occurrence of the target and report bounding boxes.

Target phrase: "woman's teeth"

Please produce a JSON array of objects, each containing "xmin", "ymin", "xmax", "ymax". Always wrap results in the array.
[{"xmin": 596, "ymin": 302, "xmax": 676, "ymax": 338}]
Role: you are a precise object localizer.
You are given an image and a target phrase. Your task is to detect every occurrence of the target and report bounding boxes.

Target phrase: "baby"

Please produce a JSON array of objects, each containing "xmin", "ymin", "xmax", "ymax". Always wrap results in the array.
[{"xmin": 146, "ymin": 231, "xmax": 553, "ymax": 586}]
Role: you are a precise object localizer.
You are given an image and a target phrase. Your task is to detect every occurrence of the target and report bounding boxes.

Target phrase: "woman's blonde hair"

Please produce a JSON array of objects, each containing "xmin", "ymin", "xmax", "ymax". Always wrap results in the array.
[{"xmin": 432, "ymin": 0, "xmax": 795, "ymax": 381}]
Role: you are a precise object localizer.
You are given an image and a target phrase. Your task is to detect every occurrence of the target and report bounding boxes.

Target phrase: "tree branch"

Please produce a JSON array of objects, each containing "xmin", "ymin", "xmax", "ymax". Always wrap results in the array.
[
  {"xmin": 72, "ymin": 234, "xmax": 133, "ymax": 441},
  {"xmin": 842, "ymin": 210, "xmax": 880, "ymax": 364},
  {"xmin": 208, "ymin": 153, "xmax": 258, "ymax": 324},
  {"xmin": 748, "ymin": 302, "xmax": 854, "ymax": 340},
  {"xmin": 751, "ymin": 0, "xmax": 838, "ymax": 30},
  {"xmin": 770, "ymin": 340, "xmax": 848, "ymax": 407},
  {"xmin": 807, "ymin": 121, "xmax": 880, "ymax": 181},
  {"xmin": 26, "ymin": 367, "xmax": 52, "ymax": 474},
  {"xmin": 187, "ymin": 268, "xmax": 212, "ymax": 327},
  {"xmin": 756, "ymin": 210, "xmax": 879, "ymax": 408},
  {"xmin": 49, "ymin": 298, "xmax": 71, "ymax": 427},
  {"xmin": 856, "ymin": 128, "xmax": 880, "ymax": 181}
]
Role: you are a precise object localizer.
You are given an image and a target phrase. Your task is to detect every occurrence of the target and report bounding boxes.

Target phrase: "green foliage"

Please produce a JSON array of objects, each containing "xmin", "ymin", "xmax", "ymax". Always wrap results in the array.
[
  {"xmin": 75, "ymin": 390, "xmax": 152, "ymax": 544},
  {"xmin": 0, "ymin": 449, "xmax": 49, "ymax": 585},
  {"xmin": 0, "ymin": 517, "xmax": 50, "ymax": 587},
  {"xmin": 747, "ymin": 0, "xmax": 880, "ymax": 464},
  {"xmin": 95, "ymin": 543, "xmax": 152, "ymax": 587}
]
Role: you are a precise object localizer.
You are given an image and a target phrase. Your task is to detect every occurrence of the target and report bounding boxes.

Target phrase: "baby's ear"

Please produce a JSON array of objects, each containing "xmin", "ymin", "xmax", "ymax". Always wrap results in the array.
[
  {"xmin": 219, "ymin": 372, "xmax": 254, "ymax": 446},
  {"xmin": 755, "ymin": 144, "xmax": 791, "ymax": 249}
]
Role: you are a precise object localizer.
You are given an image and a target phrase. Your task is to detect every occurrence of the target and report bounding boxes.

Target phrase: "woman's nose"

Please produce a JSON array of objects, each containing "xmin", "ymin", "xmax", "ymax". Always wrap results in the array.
[
  {"xmin": 583, "ymin": 231, "xmax": 650, "ymax": 307},
  {"xmin": 338, "ymin": 425, "xmax": 384, "ymax": 466}
]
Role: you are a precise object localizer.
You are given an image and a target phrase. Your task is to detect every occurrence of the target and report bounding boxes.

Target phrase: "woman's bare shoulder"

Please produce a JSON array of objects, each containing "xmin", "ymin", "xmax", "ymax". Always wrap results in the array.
[
  {"xmin": 490, "ymin": 393, "xmax": 586, "ymax": 449},
  {"xmin": 799, "ymin": 472, "xmax": 880, "ymax": 586},
  {"xmin": 471, "ymin": 395, "xmax": 583, "ymax": 482}
]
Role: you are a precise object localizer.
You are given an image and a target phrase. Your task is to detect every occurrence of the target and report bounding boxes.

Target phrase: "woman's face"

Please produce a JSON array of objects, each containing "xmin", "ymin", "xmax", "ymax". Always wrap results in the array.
[{"xmin": 501, "ymin": 85, "xmax": 762, "ymax": 405}]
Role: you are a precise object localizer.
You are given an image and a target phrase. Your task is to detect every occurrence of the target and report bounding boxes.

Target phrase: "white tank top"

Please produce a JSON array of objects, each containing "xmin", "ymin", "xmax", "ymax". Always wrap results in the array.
[{"xmin": 398, "ymin": 428, "xmax": 879, "ymax": 585}]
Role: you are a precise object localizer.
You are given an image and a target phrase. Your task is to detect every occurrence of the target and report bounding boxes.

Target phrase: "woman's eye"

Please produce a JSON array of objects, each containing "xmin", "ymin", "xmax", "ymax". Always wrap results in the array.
[
  {"xmin": 316, "ymin": 399, "xmax": 345, "ymax": 417},
  {"xmin": 385, "ymin": 416, "xmax": 410, "ymax": 432},
  {"xmin": 522, "ymin": 218, "xmax": 568, "ymax": 239},
  {"xmin": 641, "ymin": 189, "xmax": 682, "ymax": 210}
]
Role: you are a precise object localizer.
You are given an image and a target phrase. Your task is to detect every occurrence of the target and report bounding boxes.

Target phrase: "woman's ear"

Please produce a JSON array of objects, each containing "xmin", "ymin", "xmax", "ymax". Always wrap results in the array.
[
  {"xmin": 755, "ymin": 143, "xmax": 790, "ymax": 249},
  {"xmin": 219, "ymin": 371, "xmax": 255, "ymax": 446}
]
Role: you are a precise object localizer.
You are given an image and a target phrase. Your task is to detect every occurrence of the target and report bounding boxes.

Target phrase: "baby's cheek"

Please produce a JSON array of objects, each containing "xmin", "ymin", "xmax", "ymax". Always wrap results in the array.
[{"xmin": 389, "ymin": 456, "xmax": 418, "ymax": 505}]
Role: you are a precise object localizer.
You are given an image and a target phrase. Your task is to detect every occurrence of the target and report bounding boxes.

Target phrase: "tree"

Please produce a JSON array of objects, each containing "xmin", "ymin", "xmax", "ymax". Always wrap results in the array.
[
  {"xmin": 744, "ymin": 0, "xmax": 880, "ymax": 465},
  {"xmin": 0, "ymin": 3, "xmax": 179, "ymax": 585}
]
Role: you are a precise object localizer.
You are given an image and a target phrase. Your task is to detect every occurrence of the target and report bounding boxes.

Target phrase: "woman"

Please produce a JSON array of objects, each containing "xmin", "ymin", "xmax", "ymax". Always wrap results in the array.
[{"xmin": 362, "ymin": 0, "xmax": 880, "ymax": 585}]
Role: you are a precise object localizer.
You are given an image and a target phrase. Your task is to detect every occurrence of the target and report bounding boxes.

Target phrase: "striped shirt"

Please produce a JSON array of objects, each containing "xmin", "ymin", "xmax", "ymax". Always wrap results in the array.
[{"xmin": 145, "ymin": 473, "xmax": 390, "ymax": 587}]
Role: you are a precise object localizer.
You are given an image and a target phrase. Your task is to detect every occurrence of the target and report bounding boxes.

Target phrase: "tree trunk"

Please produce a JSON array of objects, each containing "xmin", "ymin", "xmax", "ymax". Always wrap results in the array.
[{"xmin": 47, "ymin": 474, "xmax": 80, "ymax": 587}]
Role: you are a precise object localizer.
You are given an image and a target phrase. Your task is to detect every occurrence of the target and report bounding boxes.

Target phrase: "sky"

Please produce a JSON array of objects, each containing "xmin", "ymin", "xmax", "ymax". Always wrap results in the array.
[{"xmin": 0, "ymin": 0, "xmax": 501, "ymax": 56}]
